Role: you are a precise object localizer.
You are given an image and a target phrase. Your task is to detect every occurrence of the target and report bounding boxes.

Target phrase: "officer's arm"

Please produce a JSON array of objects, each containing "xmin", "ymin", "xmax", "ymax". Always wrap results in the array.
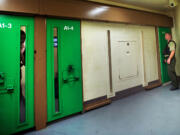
[
  {"xmin": 167, "ymin": 41, "xmax": 176, "ymax": 64},
  {"xmin": 167, "ymin": 50, "xmax": 175, "ymax": 64},
  {"xmin": 169, "ymin": 50, "xmax": 175, "ymax": 60}
]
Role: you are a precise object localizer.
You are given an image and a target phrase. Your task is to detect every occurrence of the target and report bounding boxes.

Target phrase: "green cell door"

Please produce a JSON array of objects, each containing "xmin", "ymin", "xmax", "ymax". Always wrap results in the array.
[
  {"xmin": 0, "ymin": 15, "xmax": 34, "ymax": 135},
  {"xmin": 158, "ymin": 27, "xmax": 171, "ymax": 83},
  {"xmin": 46, "ymin": 19, "xmax": 83, "ymax": 122}
]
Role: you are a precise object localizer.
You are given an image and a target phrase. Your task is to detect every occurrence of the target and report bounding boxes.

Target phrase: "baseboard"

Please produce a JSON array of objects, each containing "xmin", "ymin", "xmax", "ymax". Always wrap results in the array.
[
  {"xmin": 83, "ymin": 85, "xmax": 146, "ymax": 111},
  {"xmin": 145, "ymin": 80, "xmax": 162, "ymax": 90},
  {"xmin": 148, "ymin": 80, "xmax": 160, "ymax": 86},
  {"xmin": 83, "ymin": 96, "xmax": 111, "ymax": 112},
  {"xmin": 84, "ymin": 98, "xmax": 111, "ymax": 112},
  {"xmin": 84, "ymin": 96, "xmax": 107, "ymax": 105},
  {"xmin": 110, "ymin": 85, "xmax": 144, "ymax": 101}
]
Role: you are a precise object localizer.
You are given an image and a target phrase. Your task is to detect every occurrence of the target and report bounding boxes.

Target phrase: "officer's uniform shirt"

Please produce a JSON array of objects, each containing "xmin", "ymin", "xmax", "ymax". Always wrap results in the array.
[
  {"xmin": 168, "ymin": 41, "xmax": 176, "ymax": 52},
  {"xmin": 164, "ymin": 41, "xmax": 176, "ymax": 58}
]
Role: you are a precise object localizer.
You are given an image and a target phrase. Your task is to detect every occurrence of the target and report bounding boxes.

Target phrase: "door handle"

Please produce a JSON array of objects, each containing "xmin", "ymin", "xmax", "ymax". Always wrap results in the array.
[
  {"xmin": 0, "ymin": 75, "xmax": 15, "ymax": 94},
  {"xmin": 0, "ymin": 85, "xmax": 14, "ymax": 94},
  {"xmin": 6, "ymin": 85, "xmax": 14, "ymax": 93},
  {"xmin": 63, "ymin": 77, "xmax": 79, "ymax": 84}
]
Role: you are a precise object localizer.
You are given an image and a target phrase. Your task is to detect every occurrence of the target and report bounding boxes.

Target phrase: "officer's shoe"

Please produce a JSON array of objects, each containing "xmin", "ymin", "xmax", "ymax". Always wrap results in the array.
[{"xmin": 170, "ymin": 86, "xmax": 179, "ymax": 91}]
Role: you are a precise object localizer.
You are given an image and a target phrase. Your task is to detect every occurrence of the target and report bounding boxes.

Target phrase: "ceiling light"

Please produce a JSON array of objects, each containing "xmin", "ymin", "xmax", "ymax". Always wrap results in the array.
[{"xmin": 88, "ymin": 6, "xmax": 109, "ymax": 16}]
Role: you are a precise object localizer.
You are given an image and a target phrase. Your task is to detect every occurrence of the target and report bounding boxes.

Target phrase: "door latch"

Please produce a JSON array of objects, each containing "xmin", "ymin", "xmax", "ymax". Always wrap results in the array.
[
  {"xmin": 6, "ymin": 85, "xmax": 14, "ymax": 93},
  {"xmin": 63, "ymin": 77, "xmax": 79, "ymax": 84}
]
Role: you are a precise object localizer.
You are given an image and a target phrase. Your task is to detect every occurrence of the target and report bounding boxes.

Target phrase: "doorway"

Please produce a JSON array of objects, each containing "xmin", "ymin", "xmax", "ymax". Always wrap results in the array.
[{"xmin": 158, "ymin": 27, "xmax": 171, "ymax": 83}]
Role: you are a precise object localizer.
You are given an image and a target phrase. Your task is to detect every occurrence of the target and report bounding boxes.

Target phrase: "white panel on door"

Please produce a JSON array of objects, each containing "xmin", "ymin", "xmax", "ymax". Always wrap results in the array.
[
  {"xmin": 116, "ymin": 41, "xmax": 138, "ymax": 80},
  {"xmin": 111, "ymin": 28, "xmax": 143, "ymax": 92}
]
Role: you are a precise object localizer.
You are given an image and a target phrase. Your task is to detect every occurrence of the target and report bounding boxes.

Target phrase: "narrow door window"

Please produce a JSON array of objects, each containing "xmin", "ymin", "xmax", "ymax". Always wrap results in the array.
[
  {"xmin": 53, "ymin": 28, "xmax": 59, "ymax": 112},
  {"xmin": 20, "ymin": 26, "xmax": 26, "ymax": 123}
]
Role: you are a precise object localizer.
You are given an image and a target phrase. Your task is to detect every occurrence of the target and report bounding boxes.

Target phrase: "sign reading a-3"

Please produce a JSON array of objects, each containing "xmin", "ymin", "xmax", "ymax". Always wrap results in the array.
[{"xmin": 0, "ymin": 23, "xmax": 12, "ymax": 29}]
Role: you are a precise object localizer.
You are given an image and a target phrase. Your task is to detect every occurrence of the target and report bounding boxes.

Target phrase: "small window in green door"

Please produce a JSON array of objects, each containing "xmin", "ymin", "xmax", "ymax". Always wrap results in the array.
[
  {"xmin": 20, "ymin": 26, "xmax": 26, "ymax": 123},
  {"xmin": 53, "ymin": 28, "xmax": 60, "ymax": 113}
]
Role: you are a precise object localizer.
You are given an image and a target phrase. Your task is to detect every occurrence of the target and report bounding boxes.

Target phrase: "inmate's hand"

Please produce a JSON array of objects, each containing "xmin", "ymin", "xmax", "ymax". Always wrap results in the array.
[{"xmin": 167, "ymin": 58, "xmax": 171, "ymax": 64}]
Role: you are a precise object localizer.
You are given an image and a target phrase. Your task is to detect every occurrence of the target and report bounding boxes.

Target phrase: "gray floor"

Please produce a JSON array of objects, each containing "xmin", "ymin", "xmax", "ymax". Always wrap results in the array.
[{"xmin": 26, "ymin": 85, "xmax": 180, "ymax": 135}]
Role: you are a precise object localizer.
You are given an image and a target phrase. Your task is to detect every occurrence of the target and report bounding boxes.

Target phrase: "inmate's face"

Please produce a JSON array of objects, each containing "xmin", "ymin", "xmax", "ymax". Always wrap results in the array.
[{"xmin": 165, "ymin": 34, "xmax": 171, "ymax": 41}]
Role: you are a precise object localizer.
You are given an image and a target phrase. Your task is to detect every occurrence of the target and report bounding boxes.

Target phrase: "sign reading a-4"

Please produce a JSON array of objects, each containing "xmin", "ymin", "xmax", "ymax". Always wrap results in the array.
[
  {"xmin": 64, "ymin": 26, "xmax": 74, "ymax": 31},
  {"xmin": 0, "ymin": 23, "xmax": 12, "ymax": 29}
]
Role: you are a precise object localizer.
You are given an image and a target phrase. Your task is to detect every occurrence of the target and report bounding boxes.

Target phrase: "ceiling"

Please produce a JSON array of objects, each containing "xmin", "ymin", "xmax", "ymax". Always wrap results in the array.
[
  {"xmin": 108, "ymin": 0, "xmax": 169, "ymax": 11},
  {"xmin": 87, "ymin": 0, "xmax": 177, "ymax": 13}
]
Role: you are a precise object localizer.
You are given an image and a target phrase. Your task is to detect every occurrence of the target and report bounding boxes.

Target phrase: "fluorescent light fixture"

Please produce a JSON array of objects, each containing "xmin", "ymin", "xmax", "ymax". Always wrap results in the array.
[
  {"xmin": 0, "ymin": 0, "xmax": 5, "ymax": 5},
  {"xmin": 88, "ymin": 6, "xmax": 109, "ymax": 16}
]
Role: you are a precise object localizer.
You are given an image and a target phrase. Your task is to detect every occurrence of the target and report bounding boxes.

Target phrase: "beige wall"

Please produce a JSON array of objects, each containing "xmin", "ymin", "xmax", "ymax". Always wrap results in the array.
[
  {"xmin": 82, "ymin": 21, "xmax": 159, "ymax": 101},
  {"xmin": 139, "ymin": 26, "xmax": 159, "ymax": 83},
  {"xmin": 173, "ymin": 6, "xmax": 180, "ymax": 76},
  {"xmin": 82, "ymin": 21, "xmax": 110, "ymax": 101}
]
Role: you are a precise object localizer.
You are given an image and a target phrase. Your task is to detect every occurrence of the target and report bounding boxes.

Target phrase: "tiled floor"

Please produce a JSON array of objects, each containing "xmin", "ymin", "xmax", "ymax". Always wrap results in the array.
[{"xmin": 26, "ymin": 85, "xmax": 180, "ymax": 135}]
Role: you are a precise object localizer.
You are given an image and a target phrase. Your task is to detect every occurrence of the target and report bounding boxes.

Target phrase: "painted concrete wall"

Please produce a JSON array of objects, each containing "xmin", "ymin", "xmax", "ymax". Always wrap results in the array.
[
  {"xmin": 81, "ymin": 21, "xmax": 110, "ymax": 101},
  {"xmin": 173, "ymin": 6, "xmax": 180, "ymax": 76},
  {"xmin": 138, "ymin": 26, "xmax": 159, "ymax": 83},
  {"xmin": 81, "ymin": 21, "xmax": 159, "ymax": 101}
]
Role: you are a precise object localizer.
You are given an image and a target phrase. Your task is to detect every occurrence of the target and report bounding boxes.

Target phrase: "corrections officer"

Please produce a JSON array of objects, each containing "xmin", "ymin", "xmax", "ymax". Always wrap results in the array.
[{"xmin": 164, "ymin": 33, "xmax": 179, "ymax": 90}]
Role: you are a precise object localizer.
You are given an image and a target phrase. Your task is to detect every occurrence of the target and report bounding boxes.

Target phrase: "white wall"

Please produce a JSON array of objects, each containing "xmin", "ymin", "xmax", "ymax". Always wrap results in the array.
[
  {"xmin": 172, "ymin": 6, "xmax": 180, "ymax": 76},
  {"xmin": 81, "ymin": 21, "xmax": 110, "ymax": 101},
  {"xmin": 166, "ymin": 9, "xmax": 180, "ymax": 76},
  {"xmin": 81, "ymin": 21, "xmax": 159, "ymax": 101},
  {"xmin": 139, "ymin": 26, "xmax": 159, "ymax": 83}
]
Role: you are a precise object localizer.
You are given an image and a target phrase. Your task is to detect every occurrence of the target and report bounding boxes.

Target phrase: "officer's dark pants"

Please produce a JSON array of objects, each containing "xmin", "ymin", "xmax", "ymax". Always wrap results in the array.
[{"xmin": 167, "ymin": 58, "xmax": 179, "ymax": 88}]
